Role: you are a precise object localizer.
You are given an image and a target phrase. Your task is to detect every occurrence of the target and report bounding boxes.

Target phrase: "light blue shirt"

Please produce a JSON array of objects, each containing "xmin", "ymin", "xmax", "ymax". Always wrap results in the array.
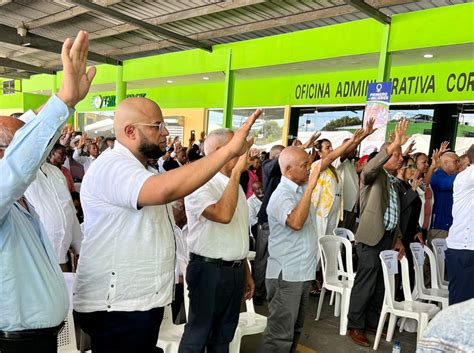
[
  {"xmin": 0, "ymin": 95, "xmax": 72, "ymax": 331},
  {"xmin": 266, "ymin": 176, "xmax": 318, "ymax": 282}
]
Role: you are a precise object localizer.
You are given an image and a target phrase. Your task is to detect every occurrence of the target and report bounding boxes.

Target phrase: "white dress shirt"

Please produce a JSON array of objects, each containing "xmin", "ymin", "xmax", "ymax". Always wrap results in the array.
[
  {"xmin": 248, "ymin": 194, "xmax": 262, "ymax": 227},
  {"xmin": 185, "ymin": 172, "xmax": 249, "ymax": 261},
  {"xmin": 74, "ymin": 141, "xmax": 175, "ymax": 313},
  {"xmin": 173, "ymin": 224, "xmax": 188, "ymax": 283},
  {"xmin": 24, "ymin": 163, "xmax": 83, "ymax": 264},
  {"xmin": 337, "ymin": 159, "xmax": 359, "ymax": 212},
  {"xmin": 447, "ymin": 165, "xmax": 474, "ymax": 250},
  {"xmin": 72, "ymin": 148, "xmax": 95, "ymax": 172}
]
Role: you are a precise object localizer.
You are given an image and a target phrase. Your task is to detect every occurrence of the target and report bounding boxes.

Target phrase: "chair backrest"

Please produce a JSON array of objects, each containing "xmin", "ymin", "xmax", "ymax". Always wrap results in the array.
[
  {"xmin": 431, "ymin": 238, "xmax": 448, "ymax": 283},
  {"xmin": 57, "ymin": 311, "xmax": 77, "ymax": 353},
  {"xmin": 379, "ymin": 250, "xmax": 412, "ymax": 309},
  {"xmin": 333, "ymin": 227, "xmax": 355, "ymax": 242},
  {"xmin": 410, "ymin": 243, "xmax": 427, "ymax": 292},
  {"xmin": 319, "ymin": 235, "xmax": 354, "ymax": 285},
  {"xmin": 423, "ymin": 246, "xmax": 441, "ymax": 289}
]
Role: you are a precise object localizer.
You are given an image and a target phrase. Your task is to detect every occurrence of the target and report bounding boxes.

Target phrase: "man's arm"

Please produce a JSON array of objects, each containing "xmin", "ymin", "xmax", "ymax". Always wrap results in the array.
[
  {"xmin": 285, "ymin": 162, "xmax": 321, "ymax": 231},
  {"xmin": 0, "ymin": 30, "xmax": 95, "ymax": 222},
  {"xmin": 202, "ymin": 152, "xmax": 250, "ymax": 224},
  {"xmin": 319, "ymin": 129, "xmax": 365, "ymax": 171},
  {"xmin": 72, "ymin": 148, "xmax": 90, "ymax": 165},
  {"xmin": 137, "ymin": 116, "xmax": 261, "ymax": 207}
]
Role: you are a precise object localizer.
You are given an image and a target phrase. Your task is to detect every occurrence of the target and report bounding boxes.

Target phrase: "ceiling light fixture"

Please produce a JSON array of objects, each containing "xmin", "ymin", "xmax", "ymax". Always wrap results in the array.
[
  {"xmin": 423, "ymin": 54, "xmax": 434, "ymax": 59},
  {"xmin": 166, "ymin": 80, "xmax": 173, "ymax": 83},
  {"xmin": 202, "ymin": 76, "xmax": 209, "ymax": 80}
]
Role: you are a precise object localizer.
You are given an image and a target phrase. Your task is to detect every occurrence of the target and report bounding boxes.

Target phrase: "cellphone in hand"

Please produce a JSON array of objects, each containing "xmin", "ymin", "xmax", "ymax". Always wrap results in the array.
[{"xmin": 190, "ymin": 130, "xmax": 196, "ymax": 139}]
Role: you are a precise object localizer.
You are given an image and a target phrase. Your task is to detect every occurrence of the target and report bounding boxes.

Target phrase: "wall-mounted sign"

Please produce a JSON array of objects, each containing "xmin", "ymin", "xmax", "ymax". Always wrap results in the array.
[{"xmin": 92, "ymin": 93, "xmax": 147, "ymax": 109}]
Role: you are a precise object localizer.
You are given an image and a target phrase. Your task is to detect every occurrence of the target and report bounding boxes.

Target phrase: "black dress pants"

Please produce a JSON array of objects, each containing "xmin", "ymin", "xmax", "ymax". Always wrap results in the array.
[
  {"xmin": 75, "ymin": 307, "xmax": 164, "ymax": 353},
  {"xmin": 347, "ymin": 230, "xmax": 394, "ymax": 330},
  {"xmin": 178, "ymin": 259, "xmax": 244, "ymax": 353}
]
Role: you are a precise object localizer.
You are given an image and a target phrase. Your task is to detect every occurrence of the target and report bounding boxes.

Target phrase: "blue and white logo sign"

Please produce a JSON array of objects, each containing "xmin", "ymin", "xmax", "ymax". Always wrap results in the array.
[{"xmin": 366, "ymin": 81, "xmax": 393, "ymax": 103}]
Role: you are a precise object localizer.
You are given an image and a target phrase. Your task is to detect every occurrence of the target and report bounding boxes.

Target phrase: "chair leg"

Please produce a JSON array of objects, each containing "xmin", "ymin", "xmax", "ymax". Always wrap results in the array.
[
  {"xmin": 228, "ymin": 330, "xmax": 242, "ymax": 353},
  {"xmin": 334, "ymin": 292, "xmax": 341, "ymax": 317},
  {"xmin": 316, "ymin": 287, "xmax": 326, "ymax": 321},
  {"xmin": 339, "ymin": 290, "xmax": 351, "ymax": 336},
  {"xmin": 386, "ymin": 314, "xmax": 397, "ymax": 342},
  {"xmin": 398, "ymin": 317, "xmax": 407, "ymax": 333},
  {"xmin": 373, "ymin": 308, "xmax": 388, "ymax": 350},
  {"xmin": 416, "ymin": 314, "xmax": 429, "ymax": 343},
  {"xmin": 329, "ymin": 291, "xmax": 335, "ymax": 306}
]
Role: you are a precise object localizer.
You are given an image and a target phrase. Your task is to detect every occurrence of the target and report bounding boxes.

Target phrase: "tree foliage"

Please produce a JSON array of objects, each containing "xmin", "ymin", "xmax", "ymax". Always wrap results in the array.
[{"xmin": 322, "ymin": 116, "xmax": 362, "ymax": 131}]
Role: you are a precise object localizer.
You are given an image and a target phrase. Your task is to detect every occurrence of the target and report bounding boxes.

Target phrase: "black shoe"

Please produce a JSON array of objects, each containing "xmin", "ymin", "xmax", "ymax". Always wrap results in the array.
[{"xmin": 253, "ymin": 296, "xmax": 265, "ymax": 305}]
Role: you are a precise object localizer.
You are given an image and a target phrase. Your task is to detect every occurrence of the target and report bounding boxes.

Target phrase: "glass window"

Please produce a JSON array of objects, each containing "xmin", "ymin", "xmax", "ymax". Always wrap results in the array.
[
  {"xmin": 79, "ymin": 111, "xmax": 115, "ymax": 138},
  {"xmin": 296, "ymin": 109, "xmax": 364, "ymax": 148},
  {"xmin": 456, "ymin": 108, "xmax": 474, "ymax": 167},
  {"xmin": 207, "ymin": 108, "xmax": 285, "ymax": 148}
]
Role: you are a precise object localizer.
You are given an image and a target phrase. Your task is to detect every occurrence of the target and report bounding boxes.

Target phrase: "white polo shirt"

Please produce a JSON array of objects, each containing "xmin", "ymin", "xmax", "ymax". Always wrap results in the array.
[
  {"xmin": 25, "ymin": 163, "xmax": 83, "ymax": 264},
  {"xmin": 74, "ymin": 141, "xmax": 175, "ymax": 313},
  {"xmin": 185, "ymin": 172, "xmax": 249, "ymax": 261},
  {"xmin": 447, "ymin": 165, "xmax": 474, "ymax": 250}
]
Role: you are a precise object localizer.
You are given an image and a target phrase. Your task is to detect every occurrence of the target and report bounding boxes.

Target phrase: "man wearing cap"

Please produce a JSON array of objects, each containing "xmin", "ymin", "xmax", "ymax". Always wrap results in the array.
[{"xmin": 0, "ymin": 31, "xmax": 96, "ymax": 353}]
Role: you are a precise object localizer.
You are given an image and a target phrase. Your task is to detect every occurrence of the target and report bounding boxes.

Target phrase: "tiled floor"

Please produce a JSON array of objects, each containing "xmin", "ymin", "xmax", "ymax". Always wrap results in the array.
[{"xmin": 240, "ymin": 294, "xmax": 418, "ymax": 353}]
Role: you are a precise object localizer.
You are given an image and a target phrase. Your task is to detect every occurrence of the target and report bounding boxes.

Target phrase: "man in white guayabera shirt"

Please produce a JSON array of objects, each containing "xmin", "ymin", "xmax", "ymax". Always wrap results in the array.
[{"xmin": 73, "ymin": 99, "xmax": 262, "ymax": 353}]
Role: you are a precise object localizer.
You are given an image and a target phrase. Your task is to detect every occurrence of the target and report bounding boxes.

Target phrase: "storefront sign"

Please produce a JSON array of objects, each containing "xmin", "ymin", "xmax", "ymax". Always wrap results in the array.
[
  {"xmin": 293, "ymin": 71, "xmax": 473, "ymax": 102},
  {"xmin": 92, "ymin": 93, "xmax": 147, "ymax": 109},
  {"xmin": 360, "ymin": 82, "xmax": 392, "ymax": 155}
]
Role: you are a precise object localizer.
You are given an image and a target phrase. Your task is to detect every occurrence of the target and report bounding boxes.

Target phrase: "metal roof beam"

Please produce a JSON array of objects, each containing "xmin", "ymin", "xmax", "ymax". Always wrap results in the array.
[
  {"xmin": 0, "ymin": 57, "xmax": 56, "ymax": 75},
  {"xmin": 88, "ymin": 0, "xmax": 266, "ymax": 40},
  {"xmin": 344, "ymin": 0, "xmax": 391, "ymax": 24},
  {"xmin": 68, "ymin": 0, "xmax": 213, "ymax": 52},
  {"xmin": 0, "ymin": 24, "xmax": 121, "ymax": 66},
  {"xmin": 106, "ymin": 0, "xmax": 407, "ymax": 57},
  {"xmin": 24, "ymin": 0, "xmax": 122, "ymax": 29}
]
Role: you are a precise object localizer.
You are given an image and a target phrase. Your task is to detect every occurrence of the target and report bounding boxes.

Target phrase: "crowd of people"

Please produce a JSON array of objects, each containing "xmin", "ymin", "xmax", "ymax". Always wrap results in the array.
[{"xmin": 0, "ymin": 30, "xmax": 473, "ymax": 353}]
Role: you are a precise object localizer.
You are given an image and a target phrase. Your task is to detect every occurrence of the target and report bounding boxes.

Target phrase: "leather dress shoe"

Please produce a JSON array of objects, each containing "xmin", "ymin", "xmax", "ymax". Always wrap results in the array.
[
  {"xmin": 366, "ymin": 326, "xmax": 387, "ymax": 337},
  {"xmin": 347, "ymin": 329, "xmax": 370, "ymax": 347}
]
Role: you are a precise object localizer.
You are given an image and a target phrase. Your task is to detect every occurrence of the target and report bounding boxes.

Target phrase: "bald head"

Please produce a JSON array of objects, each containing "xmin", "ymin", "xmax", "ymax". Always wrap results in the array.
[
  {"xmin": 279, "ymin": 147, "xmax": 307, "ymax": 172},
  {"xmin": 203, "ymin": 128, "xmax": 233, "ymax": 155},
  {"xmin": 270, "ymin": 144, "xmax": 284, "ymax": 159},
  {"xmin": 114, "ymin": 97, "xmax": 163, "ymax": 141},
  {"xmin": 0, "ymin": 116, "xmax": 25, "ymax": 158}
]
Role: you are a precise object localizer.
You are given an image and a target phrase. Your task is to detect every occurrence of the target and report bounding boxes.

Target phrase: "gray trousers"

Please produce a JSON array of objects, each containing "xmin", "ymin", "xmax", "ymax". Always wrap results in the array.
[{"xmin": 261, "ymin": 276, "xmax": 311, "ymax": 353}]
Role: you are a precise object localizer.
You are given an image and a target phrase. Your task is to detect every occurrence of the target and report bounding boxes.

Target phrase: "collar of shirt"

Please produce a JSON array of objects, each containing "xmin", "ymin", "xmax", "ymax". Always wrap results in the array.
[
  {"xmin": 384, "ymin": 169, "xmax": 398, "ymax": 184},
  {"xmin": 280, "ymin": 176, "xmax": 304, "ymax": 194}
]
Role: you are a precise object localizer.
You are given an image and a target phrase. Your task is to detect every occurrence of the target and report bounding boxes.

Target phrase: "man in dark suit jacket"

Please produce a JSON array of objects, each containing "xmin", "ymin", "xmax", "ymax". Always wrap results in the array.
[
  {"xmin": 346, "ymin": 120, "xmax": 408, "ymax": 347},
  {"xmin": 163, "ymin": 147, "xmax": 187, "ymax": 171}
]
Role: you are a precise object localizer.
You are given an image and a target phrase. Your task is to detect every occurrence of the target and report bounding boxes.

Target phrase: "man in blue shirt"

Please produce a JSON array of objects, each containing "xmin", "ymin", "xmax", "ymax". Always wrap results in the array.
[
  {"xmin": 261, "ymin": 146, "xmax": 321, "ymax": 353},
  {"xmin": 429, "ymin": 152, "xmax": 459, "ymax": 242},
  {"xmin": 0, "ymin": 30, "xmax": 96, "ymax": 353}
]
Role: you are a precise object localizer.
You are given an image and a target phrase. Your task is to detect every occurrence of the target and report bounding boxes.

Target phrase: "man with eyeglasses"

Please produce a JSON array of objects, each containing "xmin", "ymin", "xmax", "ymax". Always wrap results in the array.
[
  {"xmin": 73, "ymin": 93, "xmax": 261, "ymax": 352},
  {"xmin": 0, "ymin": 31, "xmax": 95, "ymax": 353}
]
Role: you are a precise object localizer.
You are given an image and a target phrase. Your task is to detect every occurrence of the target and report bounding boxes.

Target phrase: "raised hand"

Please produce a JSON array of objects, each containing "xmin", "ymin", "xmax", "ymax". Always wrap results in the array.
[
  {"xmin": 439, "ymin": 141, "xmax": 450, "ymax": 155},
  {"xmin": 227, "ymin": 109, "xmax": 262, "ymax": 157},
  {"xmin": 234, "ymin": 147, "xmax": 252, "ymax": 174},
  {"xmin": 393, "ymin": 119, "xmax": 409, "ymax": 146},
  {"xmin": 351, "ymin": 128, "xmax": 365, "ymax": 143},
  {"xmin": 404, "ymin": 140, "xmax": 416, "ymax": 156},
  {"xmin": 57, "ymin": 31, "xmax": 96, "ymax": 108},
  {"xmin": 364, "ymin": 117, "xmax": 377, "ymax": 136},
  {"xmin": 308, "ymin": 159, "xmax": 321, "ymax": 189},
  {"xmin": 411, "ymin": 171, "xmax": 423, "ymax": 191},
  {"xmin": 302, "ymin": 131, "xmax": 321, "ymax": 149}
]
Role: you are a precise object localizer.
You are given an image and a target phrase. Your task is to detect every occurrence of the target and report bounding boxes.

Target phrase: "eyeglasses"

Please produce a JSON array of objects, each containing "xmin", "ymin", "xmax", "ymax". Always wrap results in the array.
[
  {"xmin": 0, "ymin": 145, "xmax": 8, "ymax": 150},
  {"xmin": 402, "ymin": 165, "xmax": 416, "ymax": 170},
  {"xmin": 132, "ymin": 121, "xmax": 167, "ymax": 133}
]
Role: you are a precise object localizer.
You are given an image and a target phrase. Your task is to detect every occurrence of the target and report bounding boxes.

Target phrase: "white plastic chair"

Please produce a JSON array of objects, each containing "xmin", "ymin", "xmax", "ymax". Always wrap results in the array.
[
  {"xmin": 58, "ymin": 273, "xmax": 78, "ymax": 353},
  {"xmin": 315, "ymin": 235, "xmax": 354, "ymax": 335},
  {"xmin": 409, "ymin": 243, "xmax": 449, "ymax": 309},
  {"xmin": 333, "ymin": 227, "xmax": 355, "ymax": 242},
  {"xmin": 431, "ymin": 238, "xmax": 449, "ymax": 289},
  {"xmin": 373, "ymin": 251, "xmax": 440, "ymax": 350},
  {"xmin": 157, "ymin": 262, "xmax": 189, "ymax": 353},
  {"xmin": 229, "ymin": 259, "xmax": 267, "ymax": 353}
]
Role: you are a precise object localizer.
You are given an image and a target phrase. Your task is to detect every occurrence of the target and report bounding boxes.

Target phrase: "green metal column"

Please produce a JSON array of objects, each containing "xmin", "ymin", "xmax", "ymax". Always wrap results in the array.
[
  {"xmin": 222, "ymin": 49, "xmax": 235, "ymax": 129},
  {"xmin": 51, "ymin": 74, "xmax": 58, "ymax": 94},
  {"xmin": 377, "ymin": 24, "xmax": 392, "ymax": 82},
  {"xmin": 116, "ymin": 65, "xmax": 127, "ymax": 105}
]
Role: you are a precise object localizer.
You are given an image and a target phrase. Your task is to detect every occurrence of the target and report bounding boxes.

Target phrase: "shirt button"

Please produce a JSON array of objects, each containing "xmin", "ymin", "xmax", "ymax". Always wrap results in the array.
[
  {"xmin": 111, "ymin": 284, "xmax": 114, "ymax": 288},
  {"xmin": 112, "ymin": 272, "xmax": 115, "ymax": 275},
  {"xmin": 155, "ymin": 291, "xmax": 158, "ymax": 294},
  {"xmin": 107, "ymin": 305, "xmax": 111, "ymax": 308}
]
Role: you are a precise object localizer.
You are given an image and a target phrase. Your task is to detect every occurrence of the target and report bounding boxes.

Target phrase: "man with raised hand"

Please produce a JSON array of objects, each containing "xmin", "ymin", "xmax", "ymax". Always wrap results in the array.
[
  {"xmin": 73, "ymin": 96, "xmax": 261, "ymax": 352},
  {"xmin": 0, "ymin": 31, "xmax": 95, "ymax": 353},
  {"xmin": 346, "ymin": 120, "xmax": 407, "ymax": 347},
  {"xmin": 261, "ymin": 146, "xmax": 321, "ymax": 353}
]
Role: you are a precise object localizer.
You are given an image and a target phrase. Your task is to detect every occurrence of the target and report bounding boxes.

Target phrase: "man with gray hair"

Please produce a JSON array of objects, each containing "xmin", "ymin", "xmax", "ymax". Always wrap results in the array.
[
  {"xmin": 262, "ymin": 146, "xmax": 321, "ymax": 353},
  {"xmin": 179, "ymin": 128, "xmax": 256, "ymax": 353},
  {"xmin": 445, "ymin": 144, "xmax": 474, "ymax": 305}
]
